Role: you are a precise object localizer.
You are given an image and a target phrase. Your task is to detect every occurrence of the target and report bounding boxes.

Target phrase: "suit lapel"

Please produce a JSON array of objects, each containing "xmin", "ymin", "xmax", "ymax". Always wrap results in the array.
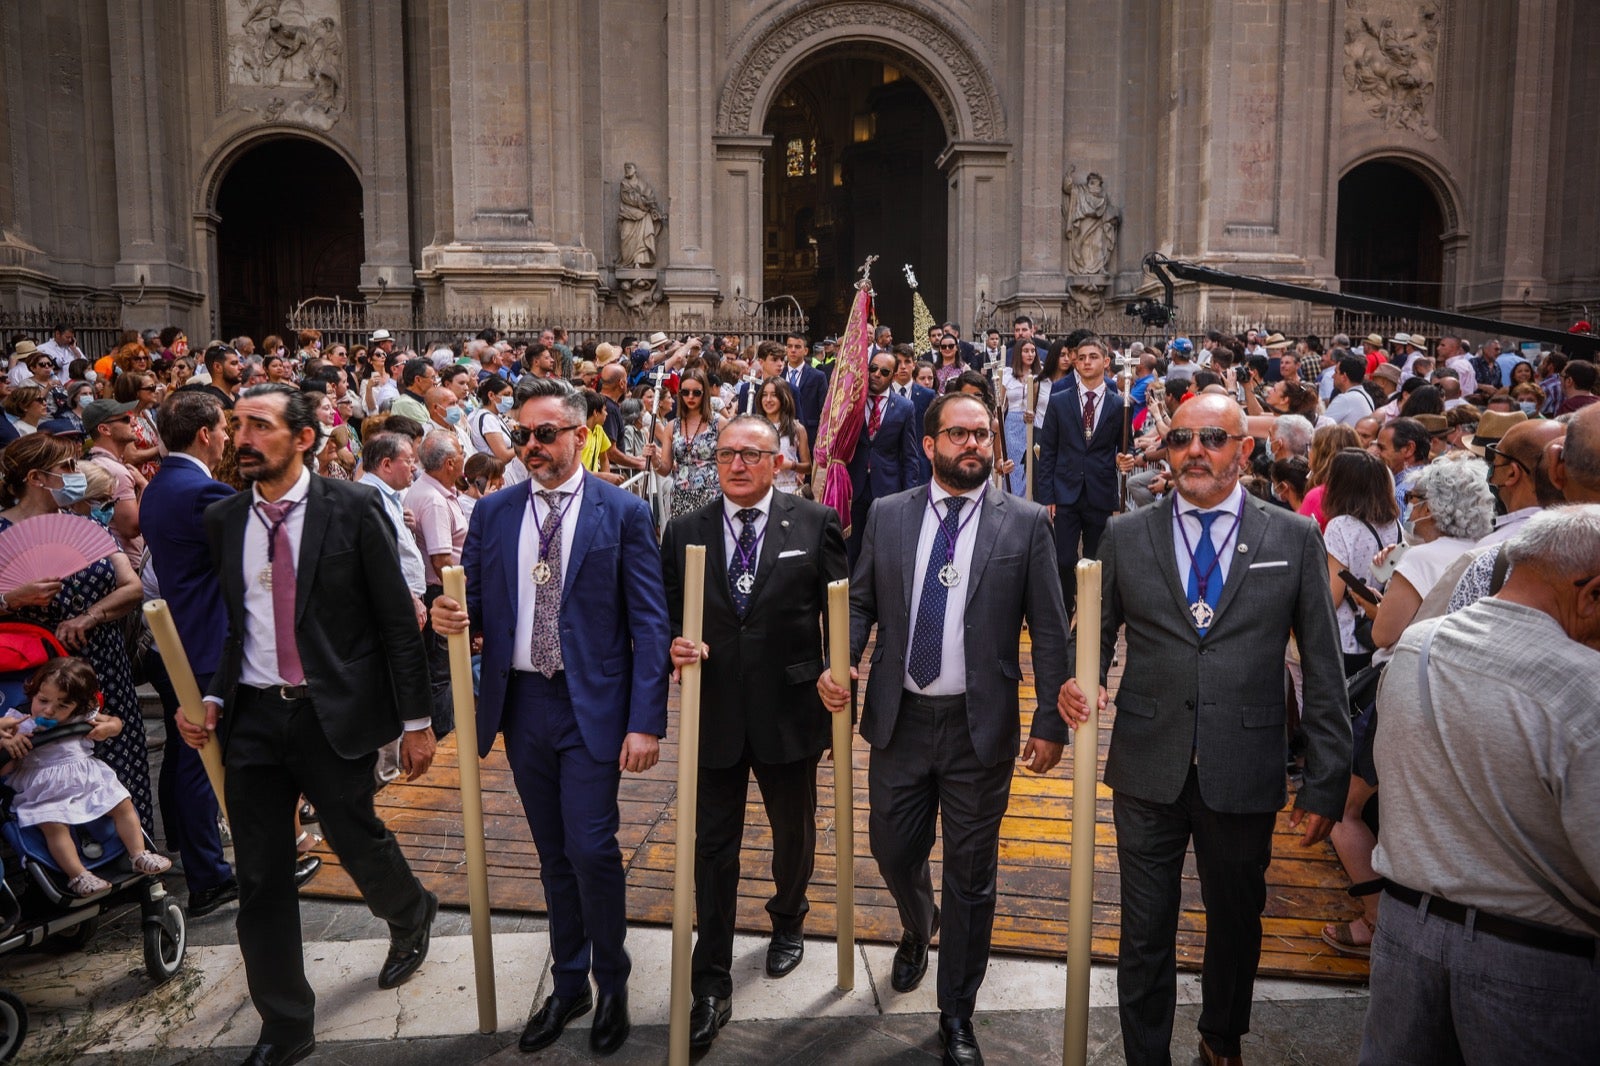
[
  {"xmin": 561, "ymin": 474, "xmax": 604, "ymax": 597},
  {"xmin": 964, "ymin": 489, "xmax": 1008, "ymax": 607},
  {"xmin": 498, "ymin": 485, "xmax": 527, "ymax": 610},
  {"xmin": 746, "ymin": 492, "xmax": 790, "ymax": 609},
  {"xmin": 1209, "ymin": 496, "xmax": 1270, "ymax": 628},
  {"xmin": 1060, "ymin": 381, "xmax": 1087, "ymax": 447},
  {"xmin": 294, "ymin": 476, "xmax": 328, "ymax": 625},
  {"xmin": 1089, "ymin": 389, "xmax": 1123, "ymax": 447},
  {"xmin": 900, "ymin": 489, "xmax": 922, "ymax": 613},
  {"xmin": 702, "ymin": 499, "xmax": 732, "ymax": 612},
  {"xmin": 1145, "ymin": 499, "xmax": 1198, "ymax": 640},
  {"xmin": 223, "ymin": 497, "xmax": 249, "ymax": 627}
]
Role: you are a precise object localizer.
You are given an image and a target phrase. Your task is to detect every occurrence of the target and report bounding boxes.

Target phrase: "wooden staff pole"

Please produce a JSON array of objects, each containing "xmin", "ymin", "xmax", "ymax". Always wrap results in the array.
[
  {"xmin": 668, "ymin": 545, "xmax": 707, "ymax": 1066},
  {"xmin": 827, "ymin": 578, "xmax": 855, "ymax": 991},
  {"xmin": 1063, "ymin": 559, "xmax": 1103, "ymax": 1066},
  {"xmin": 1024, "ymin": 374, "xmax": 1038, "ymax": 501},
  {"xmin": 142, "ymin": 601, "xmax": 227, "ymax": 821},
  {"xmin": 441, "ymin": 566, "xmax": 497, "ymax": 1034}
]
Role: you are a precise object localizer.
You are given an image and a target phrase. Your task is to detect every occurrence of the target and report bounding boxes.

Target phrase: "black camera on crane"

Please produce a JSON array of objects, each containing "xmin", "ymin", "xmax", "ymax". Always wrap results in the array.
[{"xmin": 1124, "ymin": 299, "xmax": 1175, "ymax": 328}]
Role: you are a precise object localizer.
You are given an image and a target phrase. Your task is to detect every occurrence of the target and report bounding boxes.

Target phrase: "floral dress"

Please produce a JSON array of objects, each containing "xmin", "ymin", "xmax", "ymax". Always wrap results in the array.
[
  {"xmin": 670, "ymin": 419, "xmax": 721, "ymax": 517},
  {"xmin": 0, "ymin": 520, "xmax": 151, "ymax": 829},
  {"xmin": 131, "ymin": 408, "xmax": 162, "ymax": 480}
]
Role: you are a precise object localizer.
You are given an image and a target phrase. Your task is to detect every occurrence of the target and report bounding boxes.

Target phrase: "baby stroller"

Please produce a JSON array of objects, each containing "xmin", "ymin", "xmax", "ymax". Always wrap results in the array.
[{"xmin": 0, "ymin": 623, "xmax": 186, "ymax": 1062}]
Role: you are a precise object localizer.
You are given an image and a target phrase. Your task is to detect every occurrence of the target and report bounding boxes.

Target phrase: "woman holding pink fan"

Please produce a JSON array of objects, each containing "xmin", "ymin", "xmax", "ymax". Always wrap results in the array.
[{"xmin": 0, "ymin": 434, "xmax": 151, "ymax": 829}]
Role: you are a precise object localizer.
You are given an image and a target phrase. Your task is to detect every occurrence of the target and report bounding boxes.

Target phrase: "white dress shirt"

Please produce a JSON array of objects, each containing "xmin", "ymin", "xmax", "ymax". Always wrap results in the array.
[
  {"xmin": 721, "ymin": 489, "xmax": 772, "ymax": 571},
  {"xmin": 239, "ymin": 468, "xmax": 313, "ymax": 689},
  {"xmin": 1171, "ymin": 483, "xmax": 1246, "ymax": 596},
  {"xmin": 1076, "ymin": 377, "xmax": 1109, "ymax": 435},
  {"xmin": 513, "ymin": 466, "xmax": 586, "ymax": 672},
  {"xmin": 904, "ymin": 482, "xmax": 985, "ymax": 695},
  {"xmin": 360, "ymin": 472, "xmax": 428, "ymax": 595}
]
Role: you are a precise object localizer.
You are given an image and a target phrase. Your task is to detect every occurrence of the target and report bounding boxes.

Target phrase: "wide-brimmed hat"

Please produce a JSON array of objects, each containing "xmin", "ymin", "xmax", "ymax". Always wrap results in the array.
[
  {"xmin": 1464, "ymin": 410, "xmax": 1528, "ymax": 456},
  {"xmin": 1263, "ymin": 333, "xmax": 1292, "ymax": 350},
  {"xmin": 647, "ymin": 331, "xmax": 671, "ymax": 351},
  {"xmin": 82, "ymin": 398, "xmax": 138, "ymax": 437},
  {"xmin": 370, "ymin": 329, "xmax": 392, "ymax": 343},
  {"xmin": 1388, "ymin": 332, "xmax": 1412, "ymax": 346},
  {"xmin": 1371, "ymin": 363, "xmax": 1403, "ymax": 386},
  {"xmin": 1414, "ymin": 414, "xmax": 1449, "ymax": 435},
  {"xmin": 1408, "ymin": 334, "xmax": 1427, "ymax": 349},
  {"xmin": 594, "ymin": 342, "xmax": 621, "ymax": 367},
  {"xmin": 10, "ymin": 340, "xmax": 38, "ymax": 362},
  {"xmin": 1364, "ymin": 333, "xmax": 1384, "ymax": 348}
]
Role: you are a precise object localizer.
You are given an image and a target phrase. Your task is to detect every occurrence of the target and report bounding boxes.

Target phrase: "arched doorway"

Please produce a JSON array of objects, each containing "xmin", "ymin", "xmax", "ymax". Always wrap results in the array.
[
  {"xmin": 215, "ymin": 138, "xmax": 364, "ymax": 340},
  {"xmin": 1335, "ymin": 160, "xmax": 1446, "ymax": 309},
  {"xmin": 762, "ymin": 58, "xmax": 948, "ymax": 340}
]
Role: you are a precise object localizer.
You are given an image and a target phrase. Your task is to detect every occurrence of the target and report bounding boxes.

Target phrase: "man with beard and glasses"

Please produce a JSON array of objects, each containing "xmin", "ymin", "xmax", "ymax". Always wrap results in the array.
[
  {"xmin": 819, "ymin": 392, "xmax": 1070, "ymax": 1066},
  {"xmin": 1059, "ymin": 393, "xmax": 1350, "ymax": 1066},
  {"xmin": 182, "ymin": 384, "xmax": 437, "ymax": 1066},
  {"xmin": 431, "ymin": 375, "xmax": 670, "ymax": 1057}
]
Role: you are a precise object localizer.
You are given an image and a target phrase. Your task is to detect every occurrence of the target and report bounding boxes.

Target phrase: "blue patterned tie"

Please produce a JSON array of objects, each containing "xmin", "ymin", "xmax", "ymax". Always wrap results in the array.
[
  {"xmin": 1185, "ymin": 510, "xmax": 1222, "ymax": 636},
  {"xmin": 728, "ymin": 507, "xmax": 761, "ymax": 616},
  {"xmin": 908, "ymin": 496, "xmax": 967, "ymax": 688}
]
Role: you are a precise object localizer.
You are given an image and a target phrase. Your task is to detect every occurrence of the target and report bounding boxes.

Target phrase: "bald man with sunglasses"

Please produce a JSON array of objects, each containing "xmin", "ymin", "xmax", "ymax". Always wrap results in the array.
[
  {"xmin": 1060, "ymin": 393, "xmax": 1350, "ymax": 1066},
  {"xmin": 845, "ymin": 350, "xmax": 923, "ymax": 566}
]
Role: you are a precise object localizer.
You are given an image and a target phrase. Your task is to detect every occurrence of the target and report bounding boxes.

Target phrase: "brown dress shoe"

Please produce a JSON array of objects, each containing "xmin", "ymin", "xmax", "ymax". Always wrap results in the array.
[{"xmin": 1199, "ymin": 1037, "xmax": 1244, "ymax": 1066}]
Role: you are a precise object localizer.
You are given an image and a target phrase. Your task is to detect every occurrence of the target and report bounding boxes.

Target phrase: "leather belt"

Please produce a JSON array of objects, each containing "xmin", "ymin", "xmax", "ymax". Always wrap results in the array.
[
  {"xmin": 1384, "ymin": 883, "xmax": 1597, "ymax": 959},
  {"xmin": 244, "ymin": 683, "xmax": 311, "ymax": 702}
]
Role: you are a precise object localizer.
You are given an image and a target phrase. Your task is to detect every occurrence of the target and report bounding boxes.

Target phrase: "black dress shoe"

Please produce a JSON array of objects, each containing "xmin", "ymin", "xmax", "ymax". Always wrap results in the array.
[
  {"xmin": 237, "ymin": 1036, "xmax": 315, "ymax": 1066},
  {"xmin": 298, "ymin": 802, "xmax": 319, "ymax": 825},
  {"xmin": 891, "ymin": 907, "xmax": 940, "ymax": 993},
  {"xmin": 688, "ymin": 994, "xmax": 732, "ymax": 1048},
  {"xmin": 378, "ymin": 892, "xmax": 438, "ymax": 989},
  {"xmin": 292, "ymin": 855, "xmax": 322, "ymax": 888},
  {"xmin": 519, "ymin": 988, "xmax": 593, "ymax": 1052},
  {"xmin": 765, "ymin": 931, "xmax": 804, "ymax": 977},
  {"xmin": 589, "ymin": 990, "xmax": 631, "ymax": 1055},
  {"xmin": 938, "ymin": 1014, "xmax": 983, "ymax": 1066},
  {"xmin": 188, "ymin": 878, "xmax": 239, "ymax": 919}
]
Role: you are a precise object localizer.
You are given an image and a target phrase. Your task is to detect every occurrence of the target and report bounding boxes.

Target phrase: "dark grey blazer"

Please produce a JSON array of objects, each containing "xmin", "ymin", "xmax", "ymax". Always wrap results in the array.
[
  {"xmin": 1073, "ymin": 493, "xmax": 1351, "ymax": 820},
  {"xmin": 847, "ymin": 485, "xmax": 1071, "ymax": 767}
]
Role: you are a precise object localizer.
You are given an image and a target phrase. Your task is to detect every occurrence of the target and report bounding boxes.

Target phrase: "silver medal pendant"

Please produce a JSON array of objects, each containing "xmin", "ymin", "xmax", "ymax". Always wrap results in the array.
[
  {"xmin": 1189, "ymin": 600, "xmax": 1215, "ymax": 629},
  {"xmin": 258, "ymin": 566, "xmax": 273, "ymax": 591},
  {"xmin": 532, "ymin": 560, "xmax": 553, "ymax": 586},
  {"xmin": 735, "ymin": 572, "xmax": 755, "ymax": 595},
  {"xmin": 938, "ymin": 563, "xmax": 961, "ymax": 588}
]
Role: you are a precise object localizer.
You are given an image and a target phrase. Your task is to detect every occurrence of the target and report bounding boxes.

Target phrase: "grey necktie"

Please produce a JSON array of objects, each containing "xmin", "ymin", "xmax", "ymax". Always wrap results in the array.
[{"xmin": 529, "ymin": 490, "xmax": 570, "ymax": 676}]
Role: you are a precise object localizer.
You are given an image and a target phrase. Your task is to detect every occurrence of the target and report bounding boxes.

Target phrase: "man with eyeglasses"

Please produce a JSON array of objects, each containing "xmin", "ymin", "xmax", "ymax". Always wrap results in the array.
[
  {"xmin": 432, "ymin": 375, "xmax": 669, "ymax": 1057},
  {"xmin": 1060, "ymin": 393, "xmax": 1349, "ymax": 1066},
  {"xmin": 660, "ymin": 414, "xmax": 847, "ymax": 1050},
  {"xmin": 846, "ymin": 350, "xmax": 924, "ymax": 566},
  {"xmin": 819, "ymin": 391, "xmax": 1070, "ymax": 1066}
]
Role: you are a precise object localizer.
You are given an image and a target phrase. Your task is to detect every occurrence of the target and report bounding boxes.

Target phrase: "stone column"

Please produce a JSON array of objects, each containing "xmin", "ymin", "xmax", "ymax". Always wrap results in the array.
[
  {"xmin": 352, "ymin": 0, "xmax": 417, "ymax": 324},
  {"xmin": 661, "ymin": 0, "xmax": 720, "ymax": 314},
  {"xmin": 1012, "ymin": 0, "xmax": 1068, "ymax": 306},
  {"xmin": 712, "ymin": 135, "xmax": 770, "ymax": 307},
  {"xmin": 939, "ymin": 142, "xmax": 1011, "ymax": 337},
  {"xmin": 1490, "ymin": 0, "xmax": 1555, "ymax": 312}
]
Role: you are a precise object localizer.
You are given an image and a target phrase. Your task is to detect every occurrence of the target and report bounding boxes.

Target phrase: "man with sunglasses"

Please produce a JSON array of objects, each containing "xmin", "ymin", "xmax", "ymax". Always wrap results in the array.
[
  {"xmin": 846, "ymin": 350, "xmax": 924, "ymax": 566},
  {"xmin": 432, "ymin": 375, "xmax": 669, "ymax": 1057},
  {"xmin": 1060, "ymin": 393, "xmax": 1349, "ymax": 1066},
  {"xmin": 819, "ymin": 391, "xmax": 1070, "ymax": 1066},
  {"xmin": 660, "ymin": 414, "xmax": 847, "ymax": 1050},
  {"xmin": 82, "ymin": 398, "xmax": 144, "ymax": 559}
]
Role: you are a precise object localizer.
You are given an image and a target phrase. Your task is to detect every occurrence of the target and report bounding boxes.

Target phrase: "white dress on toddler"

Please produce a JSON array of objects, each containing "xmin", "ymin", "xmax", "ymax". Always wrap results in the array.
[{"xmin": 2, "ymin": 710, "xmax": 130, "ymax": 827}]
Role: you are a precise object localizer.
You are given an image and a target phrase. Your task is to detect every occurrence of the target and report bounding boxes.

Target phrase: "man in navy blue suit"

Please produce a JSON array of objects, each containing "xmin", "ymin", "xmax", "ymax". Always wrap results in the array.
[
  {"xmin": 1036, "ymin": 335, "xmax": 1124, "ymax": 620},
  {"xmin": 432, "ymin": 375, "xmax": 671, "ymax": 1058},
  {"xmin": 847, "ymin": 349, "xmax": 924, "ymax": 565},
  {"xmin": 778, "ymin": 332, "xmax": 828, "ymax": 445},
  {"xmin": 139, "ymin": 390, "xmax": 242, "ymax": 919},
  {"xmin": 889, "ymin": 345, "xmax": 937, "ymax": 482}
]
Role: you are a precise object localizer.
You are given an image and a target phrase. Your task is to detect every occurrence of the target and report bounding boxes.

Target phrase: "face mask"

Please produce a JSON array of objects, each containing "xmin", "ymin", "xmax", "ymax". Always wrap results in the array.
[
  {"xmin": 76, "ymin": 393, "xmax": 92, "ymax": 409},
  {"xmin": 445, "ymin": 405, "xmax": 463, "ymax": 426},
  {"xmin": 91, "ymin": 502, "xmax": 115, "ymax": 527},
  {"xmin": 498, "ymin": 395, "xmax": 513, "ymax": 413},
  {"xmin": 49, "ymin": 472, "xmax": 89, "ymax": 506},
  {"xmin": 1518, "ymin": 401, "xmax": 1537, "ymax": 416}
]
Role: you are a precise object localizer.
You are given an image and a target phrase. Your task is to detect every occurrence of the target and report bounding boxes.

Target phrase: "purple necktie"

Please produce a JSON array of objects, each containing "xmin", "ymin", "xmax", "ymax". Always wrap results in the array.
[{"xmin": 256, "ymin": 499, "xmax": 304, "ymax": 685}]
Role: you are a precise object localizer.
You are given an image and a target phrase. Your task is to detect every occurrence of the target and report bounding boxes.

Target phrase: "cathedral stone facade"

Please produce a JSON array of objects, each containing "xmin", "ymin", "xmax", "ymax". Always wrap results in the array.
[{"xmin": 0, "ymin": 0, "xmax": 1592, "ymax": 340}]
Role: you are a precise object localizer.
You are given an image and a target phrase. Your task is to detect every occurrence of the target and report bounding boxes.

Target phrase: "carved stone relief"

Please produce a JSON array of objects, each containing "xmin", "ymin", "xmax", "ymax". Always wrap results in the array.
[
  {"xmin": 1062, "ymin": 166, "xmax": 1120, "ymax": 314},
  {"xmin": 225, "ymin": 0, "xmax": 346, "ymax": 131},
  {"xmin": 1343, "ymin": 0, "xmax": 1441, "ymax": 140}
]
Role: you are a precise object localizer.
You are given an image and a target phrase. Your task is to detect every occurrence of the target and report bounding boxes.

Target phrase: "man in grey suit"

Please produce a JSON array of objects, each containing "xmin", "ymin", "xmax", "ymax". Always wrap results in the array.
[
  {"xmin": 1061, "ymin": 393, "xmax": 1350, "ymax": 1066},
  {"xmin": 820, "ymin": 391, "xmax": 1071, "ymax": 1066}
]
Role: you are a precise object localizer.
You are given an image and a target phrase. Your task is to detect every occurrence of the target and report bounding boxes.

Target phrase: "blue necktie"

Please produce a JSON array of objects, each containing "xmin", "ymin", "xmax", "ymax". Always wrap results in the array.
[
  {"xmin": 1185, "ymin": 510, "xmax": 1222, "ymax": 635},
  {"xmin": 728, "ymin": 507, "xmax": 761, "ymax": 616},
  {"xmin": 908, "ymin": 497, "xmax": 967, "ymax": 688}
]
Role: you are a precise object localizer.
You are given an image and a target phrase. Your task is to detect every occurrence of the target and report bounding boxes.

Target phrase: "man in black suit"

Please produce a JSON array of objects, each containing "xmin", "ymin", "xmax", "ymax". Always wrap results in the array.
[
  {"xmin": 182, "ymin": 383, "xmax": 438, "ymax": 1066},
  {"xmin": 1037, "ymin": 335, "xmax": 1124, "ymax": 620},
  {"xmin": 820, "ymin": 392, "xmax": 1071, "ymax": 1066},
  {"xmin": 663, "ymin": 414, "xmax": 848, "ymax": 1050}
]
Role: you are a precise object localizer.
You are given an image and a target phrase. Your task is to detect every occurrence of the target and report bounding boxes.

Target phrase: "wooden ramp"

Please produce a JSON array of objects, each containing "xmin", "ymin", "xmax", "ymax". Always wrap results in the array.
[{"xmin": 303, "ymin": 634, "xmax": 1369, "ymax": 983}]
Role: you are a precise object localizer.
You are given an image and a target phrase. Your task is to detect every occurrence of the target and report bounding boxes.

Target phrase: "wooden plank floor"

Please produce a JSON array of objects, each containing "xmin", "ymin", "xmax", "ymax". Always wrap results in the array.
[{"xmin": 303, "ymin": 632, "xmax": 1369, "ymax": 982}]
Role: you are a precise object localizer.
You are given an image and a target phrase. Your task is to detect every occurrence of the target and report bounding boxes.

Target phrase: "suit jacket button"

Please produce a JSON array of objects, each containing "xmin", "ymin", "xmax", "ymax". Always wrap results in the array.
[{"xmin": 1185, "ymin": 700, "xmax": 1195, "ymax": 710}]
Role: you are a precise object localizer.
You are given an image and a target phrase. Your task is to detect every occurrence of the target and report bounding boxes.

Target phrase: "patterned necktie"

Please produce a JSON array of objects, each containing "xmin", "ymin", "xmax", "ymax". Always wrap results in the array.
[
  {"xmin": 907, "ymin": 496, "xmax": 967, "ymax": 688},
  {"xmin": 1185, "ymin": 510, "xmax": 1222, "ymax": 636},
  {"xmin": 256, "ymin": 499, "xmax": 304, "ymax": 685},
  {"xmin": 789, "ymin": 367, "xmax": 801, "ymax": 388},
  {"xmin": 1082, "ymin": 390, "xmax": 1097, "ymax": 437},
  {"xmin": 529, "ymin": 490, "xmax": 570, "ymax": 676},
  {"xmin": 727, "ymin": 507, "xmax": 762, "ymax": 616},
  {"xmin": 868, "ymin": 397, "xmax": 884, "ymax": 438}
]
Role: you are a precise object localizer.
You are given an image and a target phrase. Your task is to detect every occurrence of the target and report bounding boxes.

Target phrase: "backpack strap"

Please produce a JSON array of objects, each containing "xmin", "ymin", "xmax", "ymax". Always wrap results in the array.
[{"xmin": 1488, "ymin": 542, "xmax": 1512, "ymax": 595}]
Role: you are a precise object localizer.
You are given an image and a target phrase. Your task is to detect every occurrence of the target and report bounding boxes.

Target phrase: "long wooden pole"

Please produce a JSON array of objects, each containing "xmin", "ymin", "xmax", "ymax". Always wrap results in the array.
[
  {"xmin": 827, "ymin": 578, "xmax": 855, "ymax": 991},
  {"xmin": 441, "ymin": 566, "xmax": 497, "ymax": 1034},
  {"xmin": 1024, "ymin": 374, "xmax": 1038, "ymax": 501},
  {"xmin": 141, "ymin": 601, "xmax": 227, "ymax": 821},
  {"xmin": 668, "ymin": 545, "xmax": 707, "ymax": 1066},
  {"xmin": 1063, "ymin": 559, "xmax": 1103, "ymax": 1066}
]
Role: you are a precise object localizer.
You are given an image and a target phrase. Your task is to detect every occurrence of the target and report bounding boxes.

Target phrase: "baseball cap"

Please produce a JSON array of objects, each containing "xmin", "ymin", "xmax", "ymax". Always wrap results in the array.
[{"xmin": 82, "ymin": 398, "xmax": 138, "ymax": 437}]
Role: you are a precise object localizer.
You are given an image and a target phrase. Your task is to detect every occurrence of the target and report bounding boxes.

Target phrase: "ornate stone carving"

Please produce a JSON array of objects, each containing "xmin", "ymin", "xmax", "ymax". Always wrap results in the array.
[
  {"xmin": 1343, "ymin": 0, "xmax": 1441, "ymax": 140},
  {"xmin": 613, "ymin": 270, "xmax": 664, "ymax": 316},
  {"xmin": 1062, "ymin": 166, "xmax": 1120, "ymax": 314},
  {"xmin": 225, "ymin": 0, "xmax": 346, "ymax": 131},
  {"xmin": 717, "ymin": 1, "xmax": 1004, "ymax": 142},
  {"xmin": 617, "ymin": 163, "xmax": 666, "ymax": 270}
]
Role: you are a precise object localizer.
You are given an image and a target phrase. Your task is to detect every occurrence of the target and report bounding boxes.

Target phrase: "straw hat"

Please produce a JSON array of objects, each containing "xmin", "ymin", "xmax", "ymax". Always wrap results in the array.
[
  {"xmin": 594, "ymin": 342, "xmax": 621, "ymax": 367},
  {"xmin": 1414, "ymin": 414, "xmax": 1449, "ymax": 435},
  {"xmin": 647, "ymin": 331, "xmax": 671, "ymax": 350},
  {"xmin": 1263, "ymin": 333, "xmax": 1292, "ymax": 350},
  {"xmin": 1389, "ymin": 332, "xmax": 1412, "ymax": 346},
  {"xmin": 1463, "ymin": 410, "xmax": 1528, "ymax": 456},
  {"xmin": 1364, "ymin": 333, "xmax": 1384, "ymax": 348},
  {"xmin": 1371, "ymin": 363, "xmax": 1402, "ymax": 386},
  {"xmin": 1408, "ymin": 334, "xmax": 1427, "ymax": 349}
]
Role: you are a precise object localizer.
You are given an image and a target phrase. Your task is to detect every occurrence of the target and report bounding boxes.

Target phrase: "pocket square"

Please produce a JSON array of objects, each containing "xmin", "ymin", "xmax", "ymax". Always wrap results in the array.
[
  {"xmin": 1248, "ymin": 560, "xmax": 1289, "ymax": 570},
  {"xmin": 778, "ymin": 549, "xmax": 807, "ymax": 558}
]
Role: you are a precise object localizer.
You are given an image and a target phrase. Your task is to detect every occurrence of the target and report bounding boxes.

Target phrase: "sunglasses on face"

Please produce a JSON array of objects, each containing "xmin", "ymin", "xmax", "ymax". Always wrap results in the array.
[
  {"xmin": 933, "ymin": 426, "xmax": 993, "ymax": 446},
  {"xmin": 507, "ymin": 423, "xmax": 583, "ymax": 447},
  {"xmin": 1163, "ymin": 426, "xmax": 1248, "ymax": 450},
  {"xmin": 1483, "ymin": 442, "xmax": 1531, "ymax": 474},
  {"xmin": 869, "ymin": 366, "xmax": 896, "ymax": 377},
  {"xmin": 678, "ymin": 388, "xmax": 703, "ymax": 397},
  {"xmin": 939, "ymin": 343, "xmax": 956, "ymax": 351}
]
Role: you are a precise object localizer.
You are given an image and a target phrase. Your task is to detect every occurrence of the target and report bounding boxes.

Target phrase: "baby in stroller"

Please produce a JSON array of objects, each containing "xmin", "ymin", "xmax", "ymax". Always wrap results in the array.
[{"xmin": 0, "ymin": 657, "xmax": 170, "ymax": 895}]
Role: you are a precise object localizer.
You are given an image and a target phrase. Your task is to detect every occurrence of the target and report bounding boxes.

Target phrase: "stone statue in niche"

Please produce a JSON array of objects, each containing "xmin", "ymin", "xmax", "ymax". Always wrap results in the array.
[
  {"xmin": 1062, "ymin": 167, "xmax": 1121, "ymax": 314},
  {"xmin": 617, "ymin": 163, "xmax": 666, "ymax": 269},
  {"xmin": 226, "ymin": 0, "xmax": 346, "ymax": 131},
  {"xmin": 1343, "ymin": 0, "xmax": 1441, "ymax": 140}
]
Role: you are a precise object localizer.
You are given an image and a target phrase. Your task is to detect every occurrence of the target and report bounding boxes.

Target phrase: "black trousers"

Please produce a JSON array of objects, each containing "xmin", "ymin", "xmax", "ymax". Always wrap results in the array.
[
  {"xmin": 1054, "ymin": 498, "xmax": 1111, "ymax": 621},
  {"xmin": 691, "ymin": 749, "xmax": 821, "ymax": 998},
  {"xmin": 226, "ymin": 687, "xmax": 432, "ymax": 1045},
  {"xmin": 868, "ymin": 693, "xmax": 1013, "ymax": 1020},
  {"xmin": 421, "ymin": 584, "xmax": 455, "ymax": 741},
  {"xmin": 1112, "ymin": 766, "xmax": 1277, "ymax": 1065}
]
